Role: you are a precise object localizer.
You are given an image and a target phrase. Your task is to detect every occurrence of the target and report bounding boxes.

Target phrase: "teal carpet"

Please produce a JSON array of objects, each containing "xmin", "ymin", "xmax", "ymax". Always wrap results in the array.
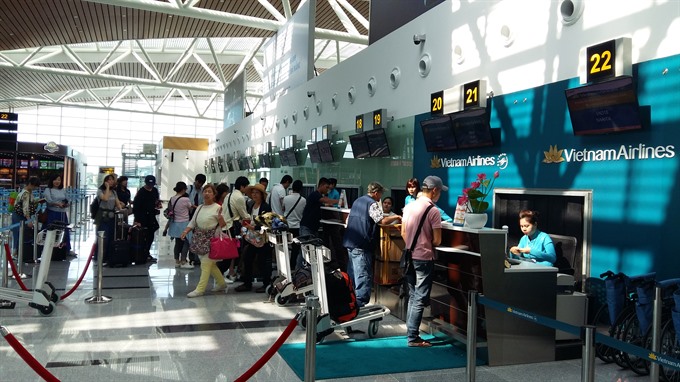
[{"xmin": 278, "ymin": 335, "xmax": 486, "ymax": 380}]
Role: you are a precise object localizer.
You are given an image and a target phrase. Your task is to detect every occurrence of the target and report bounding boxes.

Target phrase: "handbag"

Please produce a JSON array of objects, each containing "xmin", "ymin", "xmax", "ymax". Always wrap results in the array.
[
  {"xmin": 209, "ymin": 231, "xmax": 240, "ymax": 260},
  {"xmin": 241, "ymin": 226, "xmax": 266, "ymax": 248},
  {"xmin": 187, "ymin": 206, "xmax": 218, "ymax": 256},
  {"xmin": 400, "ymin": 204, "xmax": 435, "ymax": 275}
]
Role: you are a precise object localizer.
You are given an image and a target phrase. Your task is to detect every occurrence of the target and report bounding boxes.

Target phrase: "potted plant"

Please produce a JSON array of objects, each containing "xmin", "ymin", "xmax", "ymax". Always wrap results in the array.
[{"xmin": 458, "ymin": 171, "xmax": 499, "ymax": 228}]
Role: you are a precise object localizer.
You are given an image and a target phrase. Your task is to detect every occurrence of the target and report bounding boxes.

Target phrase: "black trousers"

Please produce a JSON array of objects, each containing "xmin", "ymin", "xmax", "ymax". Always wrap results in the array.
[{"xmin": 241, "ymin": 243, "xmax": 273, "ymax": 286}]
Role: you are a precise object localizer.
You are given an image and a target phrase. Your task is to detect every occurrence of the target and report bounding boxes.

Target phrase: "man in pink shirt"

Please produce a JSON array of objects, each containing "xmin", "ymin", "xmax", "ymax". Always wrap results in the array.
[{"xmin": 400, "ymin": 175, "xmax": 446, "ymax": 347}]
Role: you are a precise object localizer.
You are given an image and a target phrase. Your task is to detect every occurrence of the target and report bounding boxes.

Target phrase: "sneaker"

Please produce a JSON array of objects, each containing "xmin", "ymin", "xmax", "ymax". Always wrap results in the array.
[
  {"xmin": 211, "ymin": 284, "xmax": 228, "ymax": 293},
  {"xmin": 224, "ymin": 274, "xmax": 236, "ymax": 284},
  {"xmin": 175, "ymin": 261, "xmax": 181, "ymax": 268},
  {"xmin": 234, "ymin": 284, "xmax": 252, "ymax": 292},
  {"xmin": 187, "ymin": 290, "xmax": 204, "ymax": 298},
  {"xmin": 180, "ymin": 262, "xmax": 194, "ymax": 269},
  {"xmin": 407, "ymin": 337, "xmax": 432, "ymax": 348}
]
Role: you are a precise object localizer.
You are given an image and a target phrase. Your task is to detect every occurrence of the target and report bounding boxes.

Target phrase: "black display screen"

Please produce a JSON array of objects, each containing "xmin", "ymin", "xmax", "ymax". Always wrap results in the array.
[
  {"xmin": 259, "ymin": 153, "xmax": 272, "ymax": 168},
  {"xmin": 565, "ymin": 76, "xmax": 642, "ymax": 135},
  {"xmin": 420, "ymin": 115, "xmax": 457, "ymax": 152},
  {"xmin": 349, "ymin": 133, "xmax": 371, "ymax": 159},
  {"xmin": 226, "ymin": 156, "xmax": 234, "ymax": 171},
  {"xmin": 279, "ymin": 149, "xmax": 297, "ymax": 166},
  {"xmin": 317, "ymin": 140, "xmax": 334, "ymax": 162},
  {"xmin": 307, "ymin": 143, "xmax": 322, "ymax": 163},
  {"xmin": 450, "ymin": 108, "xmax": 493, "ymax": 149},
  {"xmin": 366, "ymin": 128, "xmax": 390, "ymax": 157}
]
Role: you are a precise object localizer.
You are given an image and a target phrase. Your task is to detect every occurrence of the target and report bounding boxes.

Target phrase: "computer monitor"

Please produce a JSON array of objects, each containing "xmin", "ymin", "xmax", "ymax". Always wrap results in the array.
[
  {"xmin": 307, "ymin": 143, "xmax": 322, "ymax": 164},
  {"xmin": 450, "ymin": 107, "xmax": 493, "ymax": 149},
  {"xmin": 349, "ymin": 132, "xmax": 370, "ymax": 159},
  {"xmin": 317, "ymin": 140, "xmax": 334, "ymax": 162},
  {"xmin": 420, "ymin": 114, "xmax": 458, "ymax": 152},
  {"xmin": 365, "ymin": 128, "xmax": 390, "ymax": 157}
]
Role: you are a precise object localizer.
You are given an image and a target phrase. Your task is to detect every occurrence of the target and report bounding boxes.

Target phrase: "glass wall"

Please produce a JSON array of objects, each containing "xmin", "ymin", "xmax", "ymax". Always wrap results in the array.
[{"xmin": 15, "ymin": 98, "xmax": 222, "ymax": 188}]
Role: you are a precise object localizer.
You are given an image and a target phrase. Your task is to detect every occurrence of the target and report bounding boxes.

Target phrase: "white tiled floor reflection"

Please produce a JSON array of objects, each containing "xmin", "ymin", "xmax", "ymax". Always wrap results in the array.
[{"xmin": 1, "ymin": 220, "xmax": 643, "ymax": 381}]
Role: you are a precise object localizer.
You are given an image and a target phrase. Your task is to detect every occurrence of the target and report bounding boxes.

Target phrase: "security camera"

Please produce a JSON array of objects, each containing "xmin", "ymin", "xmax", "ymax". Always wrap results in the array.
[
  {"xmin": 413, "ymin": 34, "xmax": 426, "ymax": 45},
  {"xmin": 307, "ymin": 91, "xmax": 315, "ymax": 98}
]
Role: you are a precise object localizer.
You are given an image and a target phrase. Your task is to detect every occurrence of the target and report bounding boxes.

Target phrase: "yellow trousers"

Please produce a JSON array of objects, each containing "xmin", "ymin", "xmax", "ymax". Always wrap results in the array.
[{"xmin": 195, "ymin": 256, "xmax": 226, "ymax": 293}]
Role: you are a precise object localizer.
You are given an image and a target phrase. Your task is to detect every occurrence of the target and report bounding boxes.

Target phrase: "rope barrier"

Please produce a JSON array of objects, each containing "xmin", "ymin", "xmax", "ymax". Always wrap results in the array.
[
  {"xmin": 4, "ymin": 243, "xmax": 29, "ymax": 291},
  {"xmin": 59, "ymin": 243, "xmax": 95, "ymax": 300},
  {"xmin": 234, "ymin": 314, "xmax": 301, "ymax": 382},
  {"xmin": 1, "ymin": 326, "xmax": 60, "ymax": 382},
  {"xmin": 477, "ymin": 294, "xmax": 680, "ymax": 372}
]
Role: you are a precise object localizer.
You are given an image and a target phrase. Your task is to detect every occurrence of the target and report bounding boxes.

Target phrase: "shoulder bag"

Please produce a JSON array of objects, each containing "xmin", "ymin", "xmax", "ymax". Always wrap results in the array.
[
  {"xmin": 284, "ymin": 195, "xmax": 302, "ymax": 219},
  {"xmin": 188, "ymin": 206, "xmax": 218, "ymax": 256},
  {"xmin": 400, "ymin": 204, "xmax": 435, "ymax": 275}
]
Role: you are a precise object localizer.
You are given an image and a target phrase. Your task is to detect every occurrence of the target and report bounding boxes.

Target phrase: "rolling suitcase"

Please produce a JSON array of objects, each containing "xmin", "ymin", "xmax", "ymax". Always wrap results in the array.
[
  {"xmin": 109, "ymin": 211, "xmax": 131, "ymax": 267},
  {"xmin": 129, "ymin": 226, "xmax": 148, "ymax": 265}
]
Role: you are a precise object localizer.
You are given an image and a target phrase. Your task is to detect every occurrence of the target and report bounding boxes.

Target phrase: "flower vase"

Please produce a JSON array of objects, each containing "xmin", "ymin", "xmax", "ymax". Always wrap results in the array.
[{"xmin": 464, "ymin": 213, "xmax": 488, "ymax": 229}]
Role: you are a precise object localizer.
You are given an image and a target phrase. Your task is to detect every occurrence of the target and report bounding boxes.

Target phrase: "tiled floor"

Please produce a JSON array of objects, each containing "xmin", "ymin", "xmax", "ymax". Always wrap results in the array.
[{"xmin": 1, "ymin": 219, "xmax": 647, "ymax": 381}]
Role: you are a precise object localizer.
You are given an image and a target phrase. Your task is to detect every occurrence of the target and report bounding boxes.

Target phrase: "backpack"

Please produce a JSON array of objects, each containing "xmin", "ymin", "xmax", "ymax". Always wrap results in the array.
[
  {"xmin": 90, "ymin": 197, "xmax": 99, "ymax": 219},
  {"xmin": 163, "ymin": 194, "xmax": 188, "ymax": 220},
  {"xmin": 325, "ymin": 268, "xmax": 359, "ymax": 323}
]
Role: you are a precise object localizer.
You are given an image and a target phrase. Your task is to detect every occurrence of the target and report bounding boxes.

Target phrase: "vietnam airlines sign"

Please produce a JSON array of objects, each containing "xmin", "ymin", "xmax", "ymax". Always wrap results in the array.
[
  {"xmin": 431, "ymin": 153, "xmax": 508, "ymax": 169},
  {"xmin": 543, "ymin": 144, "xmax": 675, "ymax": 164}
]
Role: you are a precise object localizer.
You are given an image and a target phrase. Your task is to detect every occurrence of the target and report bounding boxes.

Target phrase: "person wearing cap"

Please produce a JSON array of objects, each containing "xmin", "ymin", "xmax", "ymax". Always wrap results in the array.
[
  {"xmin": 164, "ymin": 181, "xmax": 193, "ymax": 268},
  {"xmin": 234, "ymin": 183, "xmax": 272, "ymax": 293},
  {"xmin": 342, "ymin": 181, "xmax": 391, "ymax": 307},
  {"xmin": 401, "ymin": 175, "xmax": 446, "ymax": 347},
  {"xmin": 132, "ymin": 175, "xmax": 162, "ymax": 263}
]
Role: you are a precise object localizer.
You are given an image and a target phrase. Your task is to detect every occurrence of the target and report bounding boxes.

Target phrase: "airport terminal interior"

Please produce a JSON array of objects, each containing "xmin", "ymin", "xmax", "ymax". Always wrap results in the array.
[
  {"xmin": 2, "ymin": 0, "xmax": 680, "ymax": 381},
  {"xmin": 1, "ymin": 220, "xmax": 639, "ymax": 381}
]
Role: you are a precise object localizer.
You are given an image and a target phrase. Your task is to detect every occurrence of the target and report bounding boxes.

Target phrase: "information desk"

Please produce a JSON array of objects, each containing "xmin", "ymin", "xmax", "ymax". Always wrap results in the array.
[{"xmin": 429, "ymin": 225, "xmax": 557, "ymax": 366}]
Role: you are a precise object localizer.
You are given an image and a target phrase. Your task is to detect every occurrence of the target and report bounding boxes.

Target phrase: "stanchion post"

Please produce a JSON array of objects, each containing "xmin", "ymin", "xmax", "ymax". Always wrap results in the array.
[
  {"xmin": 466, "ymin": 290, "xmax": 478, "ymax": 382},
  {"xmin": 649, "ymin": 285, "xmax": 662, "ymax": 381},
  {"xmin": 581, "ymin": 325, "xmax": 596, "ymax": 382},
  {"xmin": 85, "ymin": 231, "xmax": 112, "ymax": 304},
  {"xmin": 1, "ymin": 239, "xmax": 7, "ymax": 288},
  {"xmin": 17, "ymin": 223, "xmax": 24, "ymax": 275},
  {"xmin": 32, "ymin": 219, "xmax": 38, "ymax": 263},
  {"xmin": 304, "ymin": 295, "xmax": 319, "ymax": 382}
]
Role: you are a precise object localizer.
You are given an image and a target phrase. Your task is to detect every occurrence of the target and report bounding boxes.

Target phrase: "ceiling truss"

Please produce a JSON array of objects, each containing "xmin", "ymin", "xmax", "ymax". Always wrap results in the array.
[{"xmin": 0, "ymin": 0, "xmax": 370, "ymax": 118}]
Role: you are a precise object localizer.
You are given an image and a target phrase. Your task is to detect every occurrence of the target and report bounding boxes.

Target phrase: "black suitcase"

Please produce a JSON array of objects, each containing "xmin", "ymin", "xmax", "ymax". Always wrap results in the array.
[
  {"xmin": 129, "ymin": 226, "xmax": 148, "ymax": 265},
  {"xmin": 109, "ymin": 211, "xmax": 132, "ymax": 267}
]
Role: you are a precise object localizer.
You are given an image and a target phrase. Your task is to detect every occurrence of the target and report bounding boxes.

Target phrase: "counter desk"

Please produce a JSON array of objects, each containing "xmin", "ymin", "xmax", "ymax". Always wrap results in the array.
[{"xmin": 427, "ymin": 224, "xmax": 557, "ymax": 366}]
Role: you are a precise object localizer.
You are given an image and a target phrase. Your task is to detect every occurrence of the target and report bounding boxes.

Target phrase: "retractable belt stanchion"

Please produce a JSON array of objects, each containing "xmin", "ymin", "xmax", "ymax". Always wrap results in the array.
[
  {"xmin": 1, "ymin": 238, "xmax": 7, "ymax": 288},
  {"xmin": 581, "ymin": 326, "xmax": 596, "ymax": 382},
  {"xmin": 466, "ymin": 291, "xmax": 478, "ymax": 382},
  {"xmin": 304, "ymin": 295, "xmax": 320, "ymax": 382},
  {"xmin": 649, "ymin": 285, "xmax": 663, "ymax": 381},
  {"xmin": 84, "ymin": 231, "xmax": 111, "ymax": 304},
  {"xmin": 17, "ymin": 223, "xmax": 25, "ymax": 275}
]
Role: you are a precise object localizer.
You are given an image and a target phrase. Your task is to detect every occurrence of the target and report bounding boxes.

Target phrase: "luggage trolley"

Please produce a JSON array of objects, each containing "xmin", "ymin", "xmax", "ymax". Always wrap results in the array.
[
  {"xmin": 266, "ymin": 230, "xmax": 314, "ymax": 306},
  {"xmin": 0, "ymin": 228, "xmax": 64, "ymax": 316},
  {"xmin": 297, "ymin": 237, "xmax": 391, "ymax": 342}
]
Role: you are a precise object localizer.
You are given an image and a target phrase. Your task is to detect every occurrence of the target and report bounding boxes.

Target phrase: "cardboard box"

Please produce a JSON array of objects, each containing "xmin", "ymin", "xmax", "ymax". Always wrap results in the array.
[
  {"xmin": 379, "ymin": 226, "xmax": 404, "ymax": 262},
  {"xmin": 374, "ymin": 259, "xmax": 402, "ymax": 285}
]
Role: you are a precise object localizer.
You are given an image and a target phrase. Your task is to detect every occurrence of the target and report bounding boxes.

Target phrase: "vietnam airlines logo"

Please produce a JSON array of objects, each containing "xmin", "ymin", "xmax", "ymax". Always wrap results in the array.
[
  {"xmin": 543, "ymin": 145, "xmax": 565, "ymax": 163},
  {"xmin": 430, "ymin": 155, "xmax": 442, "ymax": 168},
  {"xmin": 648, "ymin": 353, "xmax": 657, "ymax": 361},
  {"xmin": 507, "ymin": 307, "xmax": 513, "ymax": 313}
]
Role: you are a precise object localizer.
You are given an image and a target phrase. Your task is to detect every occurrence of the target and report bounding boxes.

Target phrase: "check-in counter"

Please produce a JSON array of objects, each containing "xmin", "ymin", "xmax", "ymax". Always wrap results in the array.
[{"xmin": 388, "ymin": 223, "xmax": 558, "ymax": 366}]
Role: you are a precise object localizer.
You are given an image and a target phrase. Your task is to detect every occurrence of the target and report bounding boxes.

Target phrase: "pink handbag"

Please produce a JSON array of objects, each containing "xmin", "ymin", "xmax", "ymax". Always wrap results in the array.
[{"xmin": 209, "ymin": 231, "xmax": 240, "ymax": 260}]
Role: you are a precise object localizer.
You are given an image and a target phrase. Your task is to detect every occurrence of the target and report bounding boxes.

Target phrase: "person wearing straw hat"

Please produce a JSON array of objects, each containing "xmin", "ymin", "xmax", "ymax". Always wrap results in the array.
[{"xmin": 234, "ymin": 183, "xmax": 273, "ymax": 293}]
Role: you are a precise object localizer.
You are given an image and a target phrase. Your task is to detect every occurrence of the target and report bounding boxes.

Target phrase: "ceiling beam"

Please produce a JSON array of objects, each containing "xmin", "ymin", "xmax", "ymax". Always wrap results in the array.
[{"xmin": 81, "ymin": 0, "xmax": 368, "ymax": 44}]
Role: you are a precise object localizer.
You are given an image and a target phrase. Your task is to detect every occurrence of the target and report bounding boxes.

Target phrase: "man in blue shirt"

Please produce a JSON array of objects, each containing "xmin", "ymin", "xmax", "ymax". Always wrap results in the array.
[{"xmin": 342, "ymin": 182, "xmax": 388, "ymax": 307}]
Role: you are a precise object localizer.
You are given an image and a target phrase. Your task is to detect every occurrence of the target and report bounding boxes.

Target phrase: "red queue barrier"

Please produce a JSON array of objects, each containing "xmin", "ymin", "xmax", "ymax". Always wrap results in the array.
[
  {"xmin": 4, "ymin": 243, "xmax": 29, "ymax": 291},
  {"xmin": 1, "ymin": 326, "xmax": 60, "ymax": 382},
  {"xmin": 59, "ymin": 244, "xmax": 94, "ymax": 300},
  {"xmin": 234, "ymin": 315, "xmax": 300, "ymax": 382},
  {"xmin": 4, "ymin": 243, "xmax": 94, "ymax": 300}
]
